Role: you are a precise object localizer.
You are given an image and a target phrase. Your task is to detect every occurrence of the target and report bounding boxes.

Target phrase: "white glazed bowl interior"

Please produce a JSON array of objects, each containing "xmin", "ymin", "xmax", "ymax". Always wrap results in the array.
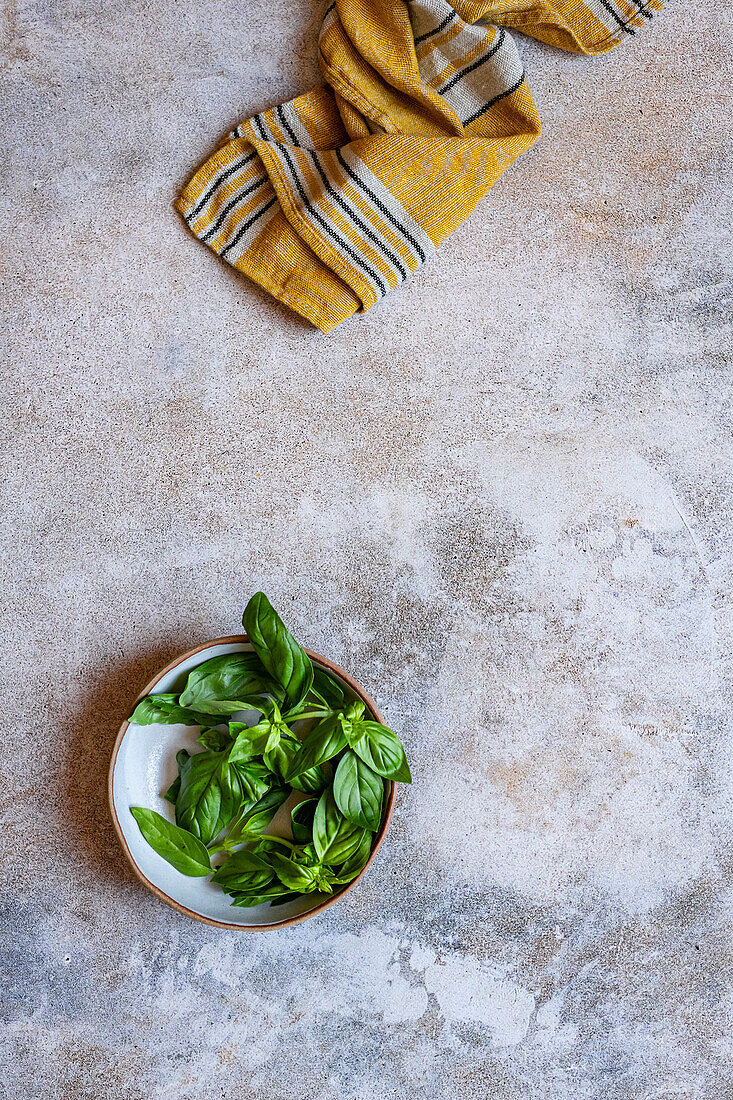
[{"xmin": 111, "ymin": 641, "xmax": 377, "ymax": 928}]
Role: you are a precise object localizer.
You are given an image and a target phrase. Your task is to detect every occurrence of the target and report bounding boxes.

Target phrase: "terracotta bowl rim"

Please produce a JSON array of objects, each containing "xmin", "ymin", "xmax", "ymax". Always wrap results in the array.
[{"xmin": 107, "ymin": 635, "xmax": 395, "ymax": 930}]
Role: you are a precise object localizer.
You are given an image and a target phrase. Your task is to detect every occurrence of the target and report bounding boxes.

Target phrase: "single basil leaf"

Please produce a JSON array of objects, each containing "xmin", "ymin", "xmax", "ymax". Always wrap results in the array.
[
  {"xmin": 291, "ymin": 798, "xmax": 317, "ymax": 844},
  {"xmin": 130, "ymin": 694, "xmax": 179, "ymax": 724},
  {"xmin": 129, "ymin": 694, "xmax": 212, "ymax": 727},
  {"xmin": 351, "ymin": 722, "xmax": 412, "ymax": 783},
  {"xmin": 218, "ymin": 785, "xmax": 290, "ymax": 849},
  {"xmin": 312, "ymin": 787, "xmax": 367, "ymax": 865},
  {"xmin": 197, "ymin": 727, "xmax": 233, "ymax": 752},
  {"xmin": 175, "ymin": 750, "xmax": 227, "ymax": 844},
  {"xmin": 329, "ymin": 828, "xmax": 373, "ymax": 885},
  {"xmin": 333, "ymin": 751, "xmax": 384, "ymax": 832},
  {"xmin": 130, "ymin": 807, "xmax": 212, "ymax": 876},
  {"xmin": 179, "ymin": 652, "xmax": 283, "ymax": 712},
  {"xmin": 243, "ymin": 592, "xmax": 314, "ymax": 709},
  {"xmin": 287, "ymin": 715, "xmax": 348, "ymax": 781},
  {"xmin": 211, "ymin": 849, "xmax": 276, "ymax": 895},
  {"xmin": 163, "ymin": 748, "xmax": 191, "ymax": 804},
  {"xmin": 237, "ymin": 783, "xmax": 289, "ymax": 832},
  {"xmin": 269, "ymin": 852, "xmax": 321, "ymax": 893},
  {"xmin": 312, "ymin": 667, "xmax": 346, "ymax": 709}
]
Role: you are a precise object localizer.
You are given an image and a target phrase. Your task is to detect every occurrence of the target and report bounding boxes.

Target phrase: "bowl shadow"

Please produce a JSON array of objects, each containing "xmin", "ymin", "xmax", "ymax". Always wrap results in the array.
[{"xmin": 58, "ymin": 636, "xmax": 194, "ymax": 892}]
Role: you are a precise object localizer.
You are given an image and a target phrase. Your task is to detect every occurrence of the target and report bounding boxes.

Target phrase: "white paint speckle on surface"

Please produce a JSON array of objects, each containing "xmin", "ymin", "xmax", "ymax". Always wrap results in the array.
[{"xmin": 421, "ymin": 952, "xmax": 535, "ymax": 1045}]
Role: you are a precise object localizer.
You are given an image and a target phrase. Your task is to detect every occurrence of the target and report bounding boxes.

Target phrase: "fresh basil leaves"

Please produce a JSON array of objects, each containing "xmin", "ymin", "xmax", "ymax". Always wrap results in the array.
[
  {"xmin": 312, "ymin": 787, "xmax": 367, "ymax": 865},
  {"xmin": 129, "ymin": 808, "xmax": 212, "ymax": 876},
  {"xmin": 349, "ymin": 722, "xmax": 412, "ymax": 784},
  {"xmin": 179, "ymin": 652, "xmax": 283, "ymax": 714},
  {"xmin": 287, "ymin": 715, "xmax": 348, "ymax": 780},
  {"xmin": 196, "ymin": 727, "xmax": 233, "ymax": 752},
  {"xmin": 211, "ymin": 849, "xmax": 277, "ymax": 895},
  {"xmin": 312, "ymin": 666, "xmax": 346, "ymax": 709},
  {"xmin": 243, "ymin": 591, "xmax": 314, "ymax": 710},
  {"xmin": 128, "ymin": 592, "xmax": 412, "ymax": 909},
  {"xmin": 129, "ymin": 694, "xmax": 214, "ymax": 728},
  {"xmin": 210, "ymin": 786, "xmax": 290, "ymax": 854},
  {"xmin": 174, "ymin": 749, "xmax": 230, "ymax": 844},
  {"xmin": 333, "ymin": 751, "xmax": 384, "ymax": 831}
]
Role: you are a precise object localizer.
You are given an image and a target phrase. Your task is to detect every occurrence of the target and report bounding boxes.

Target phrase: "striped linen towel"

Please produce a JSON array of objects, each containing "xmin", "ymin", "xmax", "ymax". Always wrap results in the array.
[{"xmin": 177, "ymin": 0, "xmax": 663, "ymax": 333}]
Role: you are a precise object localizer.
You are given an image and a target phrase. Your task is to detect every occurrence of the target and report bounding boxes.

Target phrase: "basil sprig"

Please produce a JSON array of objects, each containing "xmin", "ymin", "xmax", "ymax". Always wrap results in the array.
[
  {"xmin": 128, "ymin": 592, "xmax": 412, "ymax": 910},
  {"xmin": 349, "ymin": 722, "xmax": 412, "ymax": 783}
]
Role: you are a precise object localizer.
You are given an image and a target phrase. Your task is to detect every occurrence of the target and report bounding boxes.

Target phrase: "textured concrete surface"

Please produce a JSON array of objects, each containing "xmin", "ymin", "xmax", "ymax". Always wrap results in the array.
[{"xmin": 2, "ymin": 1, "xmax": 732, "ymax": 1097}]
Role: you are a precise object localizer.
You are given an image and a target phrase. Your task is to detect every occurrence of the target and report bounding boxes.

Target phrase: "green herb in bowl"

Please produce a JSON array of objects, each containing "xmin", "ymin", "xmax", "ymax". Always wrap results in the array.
[{"xmin": 128, "ymin": 592, "xmax": 411, "ymax": 910}]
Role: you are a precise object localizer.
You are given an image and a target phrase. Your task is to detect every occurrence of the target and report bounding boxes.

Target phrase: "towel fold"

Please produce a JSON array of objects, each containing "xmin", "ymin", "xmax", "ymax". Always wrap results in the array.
[{"xmin": 177, "ymin": 0, "xmax": 663, "ymax": 333}]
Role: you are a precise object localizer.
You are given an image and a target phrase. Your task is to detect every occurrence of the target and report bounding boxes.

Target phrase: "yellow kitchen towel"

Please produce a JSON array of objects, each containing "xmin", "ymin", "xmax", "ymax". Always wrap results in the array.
[{"xmin": 176, "ymin": 0, "xmax": 663, "ymax": 333}]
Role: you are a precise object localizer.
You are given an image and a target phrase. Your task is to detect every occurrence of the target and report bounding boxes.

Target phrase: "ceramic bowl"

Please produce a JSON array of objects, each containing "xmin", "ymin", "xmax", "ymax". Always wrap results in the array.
[{"xmin": 108, "ymin": 635, "xmax": 395, "ymax": 930}]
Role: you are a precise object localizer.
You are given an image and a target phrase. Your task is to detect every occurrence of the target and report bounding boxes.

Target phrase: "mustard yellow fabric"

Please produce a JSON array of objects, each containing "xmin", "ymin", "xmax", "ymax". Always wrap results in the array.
[{"xmin": 177, "ymin": 0, "xmax": 663, "ymax": 333}]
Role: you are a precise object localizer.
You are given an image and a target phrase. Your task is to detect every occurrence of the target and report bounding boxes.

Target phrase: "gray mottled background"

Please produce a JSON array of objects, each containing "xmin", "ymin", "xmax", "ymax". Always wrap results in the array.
[{"xmin": 2, "ymin": 0, "xmax": 732, "ymax": 1096}]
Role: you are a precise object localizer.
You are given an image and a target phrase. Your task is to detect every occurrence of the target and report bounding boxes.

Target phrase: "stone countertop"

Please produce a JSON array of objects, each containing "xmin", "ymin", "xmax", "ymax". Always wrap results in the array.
[{"xmin": 2, "ymin": 1, "xmax": 731, "ymax": 1097}]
